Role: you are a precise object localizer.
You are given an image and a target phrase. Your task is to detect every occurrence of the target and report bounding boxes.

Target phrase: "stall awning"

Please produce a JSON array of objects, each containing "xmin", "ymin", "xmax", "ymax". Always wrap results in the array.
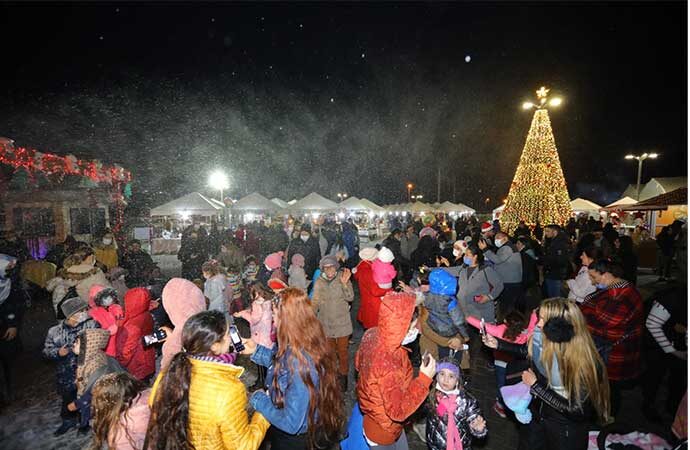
[{"xmin": 619, "ymin": 187, "xmax": 687, "ymax": 212}]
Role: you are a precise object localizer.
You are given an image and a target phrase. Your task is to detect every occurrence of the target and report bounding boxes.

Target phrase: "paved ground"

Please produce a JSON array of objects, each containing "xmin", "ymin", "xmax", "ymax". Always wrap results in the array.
[{"xmin": 0, "ymin": 257, "xmax": 681, "ymax": 450}]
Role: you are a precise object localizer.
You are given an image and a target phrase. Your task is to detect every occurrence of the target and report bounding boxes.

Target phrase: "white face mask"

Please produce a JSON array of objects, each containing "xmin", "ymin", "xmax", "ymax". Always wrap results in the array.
[
  {"xmin": 495, "ymin": 239, "xmax": 504, "ymax": 248},
  {"xmin": 401, "ymin": 327, "xmax": 420, "ymax": 345},
  {"xmin": 452, "ymin": 249, "xmax": 461, "ymax": 257},
  {"xmin": 300, "ymin": 235, "xmax": 309, "ymax": 242},
  {"xmin": 100, "ymin": 296, "xmax": 115, "ymax": 307},
  {"xmin": 102, "ymin": 238, "xmax": 112, "ymax": 245}
]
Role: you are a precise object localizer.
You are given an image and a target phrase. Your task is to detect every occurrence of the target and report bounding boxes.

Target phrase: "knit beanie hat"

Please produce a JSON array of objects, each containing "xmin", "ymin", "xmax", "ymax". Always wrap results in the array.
[
  {"xmin": 359, "ymin": 247, "xmax": 379, "ymax": 261},
  {"xmin": 319, "ymin": 255, "xmax": 339, "ymax": 270},
  {"xmin": 264, "ymin": 252, "xmax": 284, "ymax": 270},
  {"xmin": 61, "ymin": 297, "xmax": 88, "ymax": 319},
  {"xmin": 372, "ymin": 259, "xmax": 396, "ymax": 288},
  {"xmin": 481, "ymin": 222, "xmax": 493, "ymax": 233},
  {"xmin": 291, "ymin": 253, "xmax": 305, "ymax": 268},
  {"xmin": 378, "ymin": 247, "xmax": 395, "ymax": 263}
]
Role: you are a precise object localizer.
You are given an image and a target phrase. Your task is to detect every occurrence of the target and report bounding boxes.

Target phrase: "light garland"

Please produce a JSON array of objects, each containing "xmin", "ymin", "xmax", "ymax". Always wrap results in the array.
[{"xmin": 500, "ymin": 105, "xmax": 571, "ymax": 232}]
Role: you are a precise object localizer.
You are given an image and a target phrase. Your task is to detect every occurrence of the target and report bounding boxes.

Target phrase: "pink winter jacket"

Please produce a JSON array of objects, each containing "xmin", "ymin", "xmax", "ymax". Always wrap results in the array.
[
  {"xmin": 236, "ymin": 298, "xmax": 274, "ymax": 349},
  {"xmin": 161, "ymin": 278, "xmax": 206, "ymax": 371},
  {"xmin": 466, "ymin": 311, "xmax": 539, "ymax": 344},
  {"xmin": 372, "ymin": 259, "xmax": 396, "ymax": 289},
  {"xmin": 109, "ymin": 389, "xmax": 151, "ymax": 450}
]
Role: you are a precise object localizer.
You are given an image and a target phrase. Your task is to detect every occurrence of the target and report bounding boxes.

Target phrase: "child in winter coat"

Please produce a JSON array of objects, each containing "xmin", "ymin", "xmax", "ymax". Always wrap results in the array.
[
  {"xmin": 91, "ymin": 372, "xmax": 152, "ymax": 450},
  {"xmin": 423, "ymin": 269, "xmax": 469, "ymax": 342},
  {"xmin": 107, "ymin": 266, "xmax": 129, "ymax": 302},
  {"xmin": 225, "ymin": 265, "xmax": 244, "ymax": 315},
  {"xmin": 372, "ymin": 247, "xmax": 397, "ymax": 290},
  {"xmin": 88, "ymin": 285, "xmax": 123, "ymax": 357},
  {"xmin": 426, "ymin": 359, "xmax": 487, "ymax": 450},
  {"xmin": 288, "ymin": 253, "xmax": 309, "ymax": 291},
  {"xmin": 201, "ymin": 260, "xmax": 227, "ymax": 314},
  {"xmin": 242, "ymin": 255, "xmax": 259, "ymax": 283},
  {"xmin": 234, "ymin": 283, "xmax": 274, "ymax": 390},
  {"xmin": 43, "ymin": 297, "xmax": 99, "ymax": 436},
  {"xmin": 115, "ymin": 287, "xmax": 156, "ymax": 381},
  {"xmin": 71, "ymin": 328, "xmax": 124, "ymax": 432}
]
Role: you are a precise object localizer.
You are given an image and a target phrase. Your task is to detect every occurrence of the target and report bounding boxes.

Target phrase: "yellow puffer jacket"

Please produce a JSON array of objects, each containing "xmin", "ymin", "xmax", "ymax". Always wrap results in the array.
[{"xmin": 151, "ymin": 357, "xmax": 270, "ymax": 450}]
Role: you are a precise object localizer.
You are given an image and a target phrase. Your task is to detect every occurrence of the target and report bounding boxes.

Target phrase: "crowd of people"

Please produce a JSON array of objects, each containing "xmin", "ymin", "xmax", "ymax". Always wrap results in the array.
[{"xmin": 0, "ymin": 211, "xmax": 686, "ymax": 450}]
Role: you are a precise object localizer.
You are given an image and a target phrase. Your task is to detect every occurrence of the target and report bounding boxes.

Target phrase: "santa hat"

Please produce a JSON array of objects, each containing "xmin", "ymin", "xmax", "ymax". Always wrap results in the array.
[
  {"xmin": 378, "ymin": 247, "xmax": 395, "ymax": 263},
  {"xmin": 359, "ymin": 247, "xmax": 379, "ymax": 261},
  {"xmin": 481, "ymin": 222, "xmax": 493, "ymax": 233},
  {"xmin": 264, "ymin": 252, "xmax": 284, "ymax": 270}
]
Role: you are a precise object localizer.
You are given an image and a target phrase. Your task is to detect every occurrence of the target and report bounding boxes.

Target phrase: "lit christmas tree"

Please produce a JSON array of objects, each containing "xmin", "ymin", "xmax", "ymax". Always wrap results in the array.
[{"xmin": 500, "ymin": 86, "xmax": 572, "ymax": 232}]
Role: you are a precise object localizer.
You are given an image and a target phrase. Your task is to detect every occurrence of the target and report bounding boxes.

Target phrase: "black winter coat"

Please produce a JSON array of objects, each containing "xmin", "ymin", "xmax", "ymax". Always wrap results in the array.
[
  {"xmin": 543, "ymin": 233, "xmax": 571, "ymax": 280},
  {"xmin": 426, "ymin": 389, "xmax": 487, "ymax": 450}
]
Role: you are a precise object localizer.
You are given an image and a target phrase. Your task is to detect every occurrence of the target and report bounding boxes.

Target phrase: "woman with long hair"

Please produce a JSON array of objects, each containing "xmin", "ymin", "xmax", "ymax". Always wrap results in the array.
[
  {"xmin": 482, "ymin": 298, "xmax": 609, "ymax": 450},
  {"xmin": 91, "ymin": 372, "xmax": 150, "ymax": 450},
  {"xmin": 247, "ymin": 287, "xmax": 344, "ymax": 449},
  {"xmin": 147, "ymin": 310, "xmax": 269, "ymax": 450}
]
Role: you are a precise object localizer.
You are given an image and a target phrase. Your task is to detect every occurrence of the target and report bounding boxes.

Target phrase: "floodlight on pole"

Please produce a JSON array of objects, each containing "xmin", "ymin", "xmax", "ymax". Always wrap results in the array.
[
  {"xmin": 521, "ymin": 86, "xmax": 563, "ymax": 111},
  {"xmin": 209, "ymin": 170, "xmax": 230, "ymax": 202},
  {"xmin": 624, "ymin": 152, "xmax": 660, "ymax": 200}
]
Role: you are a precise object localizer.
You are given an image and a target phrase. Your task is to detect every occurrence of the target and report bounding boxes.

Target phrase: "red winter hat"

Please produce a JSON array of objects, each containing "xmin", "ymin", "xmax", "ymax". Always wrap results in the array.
[{"xmin": 481, "ymin": 222, "xmax": 493, "ymax": 233}]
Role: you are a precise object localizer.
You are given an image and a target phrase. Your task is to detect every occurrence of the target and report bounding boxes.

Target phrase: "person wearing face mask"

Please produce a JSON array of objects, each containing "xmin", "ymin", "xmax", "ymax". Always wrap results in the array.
[
  {"xmin": 453, "ymin": 244, "xmax": 504, "ymax": 324},
  {"xmin": 93, "ymin": 231, "xmax": 118, "ymax": 271},
  {"xmin": 43, "ymin": 297, "xmax": 99, "ymax": 436},
  {"xmin": 581, "ymin": 258, "xmax": 643, "ymax": 417},
  {"xmin": 312, "ymin": 255, "xmax": 354, "ymax": 391},
  {"xmin": 480, "ymin": 231, "xmax": 524, "ymax": 319},
  {"xmin": 287, "ymin": 225, "xmax": 320, "ymax": 280},
  {"xmin": 87, "ymin": 285, "xmax": 123, "ymax": 357},
  {"xmin": 64, "ymin": 247, "xmax": 111, "ymax": 303},
  {"xmin": 355, "ymin": 292, "xmax": 436, "ymax": 449}
]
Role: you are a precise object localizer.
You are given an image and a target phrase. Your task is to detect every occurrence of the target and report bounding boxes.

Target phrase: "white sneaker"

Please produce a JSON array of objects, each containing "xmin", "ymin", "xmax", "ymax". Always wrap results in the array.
[{"xmin": 412, "ymin": 422, "xmax": 426, "ymax": 443}]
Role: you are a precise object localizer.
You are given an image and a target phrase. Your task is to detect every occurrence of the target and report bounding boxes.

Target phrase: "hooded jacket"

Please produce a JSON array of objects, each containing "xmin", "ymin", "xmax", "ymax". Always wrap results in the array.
[
  {"xmin": 116, "ymin": 287, "xmax": 155, "ymax": 380},
  {"xmin": 76, "ymin": 328, "xmax": 124, "ymax": 396},
  {"xmin": 424, "ymin": 269, "xmax": 467, "ymax": 337},
  {"xmin": 353, "ymin": 260, "xmax": 390, "ymax": 329},
  {"xmin": 150, "ymin": 357, "xmax": 270, "ymax": 449},
  {"xmin": 355, "ymin": 292, "xmax": 432, "ymax": 445},
  {"xmin": 88, "ymin": 285, "xmax": 124, "ymax": 357},
  {"xmin": 160, "ymin": 278, "xmax": 207, "ymax": 371},
  {"xmin": 312, "ymin": 271, "xmax": 354, "ymax": 338},
  {"xmin": 372, "ymin": 259, "xmax": 397, "ymax": 289}
]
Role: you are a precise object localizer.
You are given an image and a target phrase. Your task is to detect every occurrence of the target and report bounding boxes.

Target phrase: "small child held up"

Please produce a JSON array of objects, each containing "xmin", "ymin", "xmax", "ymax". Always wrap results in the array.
[
  {"xmin": 372, "ymin": 247, "xmax": 397, "ymax": 290},
  {"xmin": 225, "ymin": 264, "xmax": 244, "ymax": 315},
  {"xmin": 202, "ymin": 260, "xmax": 227, "ymax": 315},
  {"xmin": 233, "ymin": 283, "xmax": 274, "ymax": 390},
  {"xmin": 288, "ymin": 253, "xmax": 309, "ymax": 291},
  {"xmin": 426, "ymin": 359, "xmax": 487, "ymax": 450},
  {"xmin": 91, "ymin": 372, "xmax": 151, "ymax": 450}
]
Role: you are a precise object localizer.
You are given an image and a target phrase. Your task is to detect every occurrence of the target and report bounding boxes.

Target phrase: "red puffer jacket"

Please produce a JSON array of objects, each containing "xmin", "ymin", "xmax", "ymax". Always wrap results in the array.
[
  {"xmin": 116, "ymin": 288, "xmax": 155, "ymax": 380},
  {"xmin": 355, "ymin": 292, "xmax": 432, "ymax": 445},
  {"xmin": 353, "ymin": 260, "xmax": 391, "ymax": 329}
]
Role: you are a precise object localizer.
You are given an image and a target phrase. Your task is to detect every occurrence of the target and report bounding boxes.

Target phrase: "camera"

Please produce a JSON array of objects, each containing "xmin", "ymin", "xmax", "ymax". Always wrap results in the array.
[{"xmin": 142, "ymin": 328, "xmax": 167, "ymax": 346}]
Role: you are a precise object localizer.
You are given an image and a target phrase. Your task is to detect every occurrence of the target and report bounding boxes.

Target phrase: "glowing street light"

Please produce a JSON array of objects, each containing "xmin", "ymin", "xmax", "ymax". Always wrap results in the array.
[
  {"xmin": 624, "ymin": 152, "xmax": 660, "ymax": 200},
  {"xmin": 406, "ymin": 183, "xmax": 413, "ymax": 202},
  {"xmin": 208, "ymin": 170, "xmax": 230, "ymax": 202},
  {"xmin": 337, "ymin": 192, "xmax": 348, "ymax": 201}
]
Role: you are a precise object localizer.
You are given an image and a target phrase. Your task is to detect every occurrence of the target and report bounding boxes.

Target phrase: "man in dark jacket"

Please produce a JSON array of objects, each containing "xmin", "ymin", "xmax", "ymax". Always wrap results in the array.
[
  {"xmin": 542, "ymin": 225, "xmax": 571, "ymax": 298},
  {"xmin": 121, "ymin": 240, "xmax": 155, "ymax": 287},
  {"xmin": 287, "ymin": 226, "xmax": 320, "ymax": 278}
]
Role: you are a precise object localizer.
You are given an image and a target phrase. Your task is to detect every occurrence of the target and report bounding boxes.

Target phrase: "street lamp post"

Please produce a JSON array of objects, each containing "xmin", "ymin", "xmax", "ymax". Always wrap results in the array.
[
  {"xmin": 625, "ymin": 153, "xmax": 659, "ymax": 200},
  {"xmin": 407, "ymin": 183, "xmax": 413, "ymax": 202}
]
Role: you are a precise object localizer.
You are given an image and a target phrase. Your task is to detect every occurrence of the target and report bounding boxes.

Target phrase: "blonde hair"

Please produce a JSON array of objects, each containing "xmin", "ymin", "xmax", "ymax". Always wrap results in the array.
[{"xmin": 528, "ymin": 298, "xmax": 610, "ymax": 421}]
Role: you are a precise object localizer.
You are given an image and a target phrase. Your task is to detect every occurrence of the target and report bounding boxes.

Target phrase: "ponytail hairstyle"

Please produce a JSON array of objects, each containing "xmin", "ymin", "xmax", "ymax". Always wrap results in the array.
[
  {"xmin": 146, "ymin": 310, "xmax": 228, "ymax": 450},
  {"xmin": 201, "ymin": 259, "xmax": 222, "ymax": 276},
  {"xmin": 91, "ymin": 372, "xmax": 146, "ymax": 450},
  {"xmin": 271, "ymin": 288, "xmax": 344, "ymax": 448}
]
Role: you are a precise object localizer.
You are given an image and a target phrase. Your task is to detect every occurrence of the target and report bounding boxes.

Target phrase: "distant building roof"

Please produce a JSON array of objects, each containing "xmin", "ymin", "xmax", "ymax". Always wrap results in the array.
[
  {"xmin": 638, "ymin": 177, "xmax": 687, "ymax": 201},
  {"xmin": 621, "ymin": 187, "xmax": 687, "ymax": 211}
]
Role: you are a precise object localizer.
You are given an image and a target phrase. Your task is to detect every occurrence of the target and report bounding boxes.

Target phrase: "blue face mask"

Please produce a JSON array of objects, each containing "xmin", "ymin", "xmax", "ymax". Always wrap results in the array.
[
  {"xmin": 596, "ymin": 282, "xmax": 608, "ymax": 290},
  {"xmin": 463, "ymin": 256, "xmax": 473, "ymax": 266}
]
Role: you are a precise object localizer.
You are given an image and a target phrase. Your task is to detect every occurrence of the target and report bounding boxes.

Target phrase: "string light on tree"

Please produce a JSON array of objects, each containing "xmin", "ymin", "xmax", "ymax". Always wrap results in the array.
[{"xmin": 500, "ymin": 86, "xmax": 571, "ymax": 232}]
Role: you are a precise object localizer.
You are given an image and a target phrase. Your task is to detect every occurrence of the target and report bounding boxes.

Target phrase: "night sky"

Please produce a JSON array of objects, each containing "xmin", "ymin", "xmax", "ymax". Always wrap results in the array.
[{"xmin": 1, "ymin": 3, "xmax": 687, "ymax": 210}]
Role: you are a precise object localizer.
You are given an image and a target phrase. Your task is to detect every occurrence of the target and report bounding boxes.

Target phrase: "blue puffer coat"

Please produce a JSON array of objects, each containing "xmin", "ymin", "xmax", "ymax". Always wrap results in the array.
[
  {"xmin": 429, "ymin": 269, "xmax": 457, "ymax": 296},
  {"xmin": 424, "ymin": 270, "xmax": 467, "ymax": 337}
]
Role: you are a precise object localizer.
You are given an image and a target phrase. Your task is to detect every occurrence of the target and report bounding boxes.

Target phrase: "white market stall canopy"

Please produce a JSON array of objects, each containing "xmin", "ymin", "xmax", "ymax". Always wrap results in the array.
[
  {"xmin": 271, "ymin": 198, "xmax": 289, "ymax": 209},
  {"xmin": 232, "ymin": 193, "xmax": 282, "ymax": 212},
  {"xmin": 287, "ymin": 199, "xmax": 298, "ymax": 205},
  {"xmin": 603, "ymin": 196, "xmax": 638, "ymax": 210},
  {"xmin": 150, "ymin": 192, "xmax": 225, "ymax": 217},
  {"xmin": 288, "ymin": 192, "xmax": 339, "ymax": 212},
  {"xmin": 638, "ymin": 177, "xmax": 687, "ymax": 201},
  {"xmin": 570, "ymin": 198, "xmax": 602, "ymax": 216},
  {"xmin": 359, "ymin": 198, "xmax": 387, "ymax": 213},
  {"xmin": 439, "ymin": 201, "xmax": 475, "ymax": 214},
  {"xmin": 339, "ymin": 196, "xmax": 369, "ymax": 211},
  {"xmin": 407, "ymin": 202, "xmax": 433, "ymax": 213}
]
